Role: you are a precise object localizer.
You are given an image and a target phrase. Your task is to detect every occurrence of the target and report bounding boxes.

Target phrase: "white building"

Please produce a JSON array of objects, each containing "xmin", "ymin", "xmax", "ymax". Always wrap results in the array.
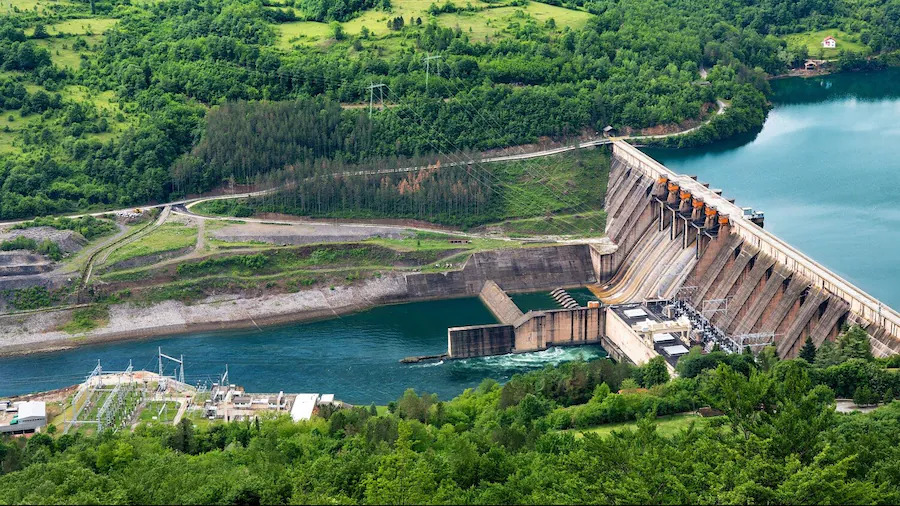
[
  {"xmin": 0, "ymin": 401, "xmax": 47, "ymax": 435},
  {"xmin": 290, "ymin": 394, "xmax": 320, "ymax": 422},
  {"xmin": 822, "ymin": 36, "xmax": 836, "ymax": 48}
]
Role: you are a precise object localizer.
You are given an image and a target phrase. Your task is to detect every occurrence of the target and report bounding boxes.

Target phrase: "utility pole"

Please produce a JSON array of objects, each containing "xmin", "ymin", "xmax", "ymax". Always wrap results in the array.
[
  {"xmin": 365, "ymin": 82, "xmax": 386, "ymax": 118},
  {"xmin": 424, "ymin": 53, "xmax": 442, "ymax": 93}
]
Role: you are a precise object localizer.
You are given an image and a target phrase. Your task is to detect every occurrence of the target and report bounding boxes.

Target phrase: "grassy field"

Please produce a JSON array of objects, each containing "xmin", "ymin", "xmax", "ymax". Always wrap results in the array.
[
  {"xmin": 438, "ymin": 3, "xmax": 592, "ymax": 40},
  {"xmin": 484, "ymin": 210, "xmax": 607, "ymax": 237},
  {"xmin": 104, "ymin": 221, "xmax": 198, "ymax": 267},
  {"xmin": 139, "ymin": 401, "xmax": 180, "ymax": 424},
  {"xmin": 783, "ymin": 29, "xmax": 870, "ymax": 58},
  {"xmin": 275, "ymin": 0, "xmax": 592, "ymax": 48},
  {"xmin": 3, "ymin": 0, "xmax": 74, "ymax": 15},
  {"xmin": 47, "ymin": 17, "xmax": 118, "ymax": 36},
  {"xmin": 366, "ymin": 231, "xmax": 520, "ymax": 253},
  {"xmin": 569, "ymin": 413, "xmax": 715, "ymax": 438},
  {"xmin": 277, "ymin": 20, "xmax": 333, "ymax": 48},
  {"xmin": 31, "ymin": 36, "xmax": 105, "ymax": 69},
  {"xmin": 0, "ymin": 112, "xmax": 39, "ymax": 155}
]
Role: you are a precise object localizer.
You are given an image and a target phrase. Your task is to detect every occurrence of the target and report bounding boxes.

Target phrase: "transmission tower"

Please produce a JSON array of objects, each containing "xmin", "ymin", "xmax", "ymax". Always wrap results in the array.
[
  {"xmin": 365, "ymin": 82, "xmax": 386, "ymax": 118},
  {"xmin": 423, "ymin": 53, "xmax": 442, "ymax": 92}
]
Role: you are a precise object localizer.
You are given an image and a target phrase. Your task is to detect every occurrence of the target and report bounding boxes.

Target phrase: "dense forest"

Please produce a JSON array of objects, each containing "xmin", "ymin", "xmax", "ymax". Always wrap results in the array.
[
  {"xmin": 0, "ymin": 0, "xmax": 899, "ymax": 220},
  {"xmin": 1, "ymin": 326, "xmax": 899, "ymax": 504}
]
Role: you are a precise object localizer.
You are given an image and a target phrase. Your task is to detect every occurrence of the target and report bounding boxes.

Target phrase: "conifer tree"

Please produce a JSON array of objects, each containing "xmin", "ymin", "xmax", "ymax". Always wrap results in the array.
[{"xmin": 799, "ymin": 336, "xmax": 817, "ymax": 363}]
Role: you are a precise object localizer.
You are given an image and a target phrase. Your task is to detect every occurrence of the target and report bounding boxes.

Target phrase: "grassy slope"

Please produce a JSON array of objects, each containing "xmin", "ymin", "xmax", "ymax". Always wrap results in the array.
[
  {"xmin": 438, "ymin": 3, "xmax": 592, "ymax": 40},
  {"xmin": 190, "ymin": 148, "xmax": 609, "ymax": 232},
  {"xmin": 0, "ymin": 10, "xmax": 121, "ymax": 153},
  {"xmin": 489, "ymin": 147, "xmax": 609, "ymax": 220},
  {"xmin": 783, "ymin": 29, "xmax": 870, "ymax": 58},
  {"xmin": 570, "ymin": 413, "xmax": 715, "ymax": 438},
  {"xmin": 104, "ymin": 221, "xmax": 198, "ymax": 267},
  {"xmin": 276, "ymin": 0, "xmax": 592, "ymax": 48}
]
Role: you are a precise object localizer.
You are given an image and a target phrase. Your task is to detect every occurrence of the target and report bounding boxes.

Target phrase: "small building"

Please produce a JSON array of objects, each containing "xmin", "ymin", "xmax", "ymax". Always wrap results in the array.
[
  {"xmin": 0, "ymin": 401, "xmax": 47, "ymax": 435},
  {"xmin": 290, "ymin": 394, "xmax": 320, "ymax": 422},
  {"xmin": 602, "ymin": 125, "xmax": 616, "ymax": 137},
  {"xmin": 822, "ymin": 36, "xmax": 836, "ymax": 49}
]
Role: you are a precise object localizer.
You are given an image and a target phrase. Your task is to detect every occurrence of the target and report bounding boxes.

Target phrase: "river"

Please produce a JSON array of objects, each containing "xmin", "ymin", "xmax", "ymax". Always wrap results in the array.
[
  {"xmin": 644, "ymin": 69, "xmax": 900, "ymax": 309},
  {"xmin": 0, "ymin": 291, "xmax": 606, "ymax": 403},
  {"xmin": 3, "ymin": 71, "xmax": 897, "ymax": 403}
]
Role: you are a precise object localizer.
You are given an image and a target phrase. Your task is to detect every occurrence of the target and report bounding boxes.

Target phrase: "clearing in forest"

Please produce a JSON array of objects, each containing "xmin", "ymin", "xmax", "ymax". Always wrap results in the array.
[
  {"xmin": 782, "ymin": 29, "xmax": 869, "ymax": 58},
  {"xmin": 275, "ymin": 0, "xmax": 592, "ymax": 48}
]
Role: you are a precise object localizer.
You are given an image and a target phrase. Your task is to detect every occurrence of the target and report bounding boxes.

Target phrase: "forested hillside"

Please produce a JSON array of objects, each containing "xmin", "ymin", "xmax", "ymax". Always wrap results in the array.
[
  {"xmin": 1, "ymin": 327, "xmax": 899, "ymax": 504},
  {"xmin": 1, "ymin": 0, "xmax": 898, "ymax": 220}
]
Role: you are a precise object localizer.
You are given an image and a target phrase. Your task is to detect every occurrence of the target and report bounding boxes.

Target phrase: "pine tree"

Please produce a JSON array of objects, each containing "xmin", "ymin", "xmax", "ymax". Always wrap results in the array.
[
  {"xmin": 838, "ymin": 325, "xmax": 873, "ymax": 361},
  {"xmin": 799, "ymin": 336, "xmax": 817, "ymax": 363}
]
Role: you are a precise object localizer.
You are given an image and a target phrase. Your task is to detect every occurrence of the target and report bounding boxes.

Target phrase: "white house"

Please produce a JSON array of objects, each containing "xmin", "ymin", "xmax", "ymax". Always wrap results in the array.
[{"xmin": 822, "ymin": 36, "xmax": 836, "ymax": 48}]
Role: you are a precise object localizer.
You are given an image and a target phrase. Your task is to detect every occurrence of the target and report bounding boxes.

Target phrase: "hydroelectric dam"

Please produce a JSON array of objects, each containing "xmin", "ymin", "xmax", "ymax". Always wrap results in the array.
[{"xmin": 440, "ymin": 140, "xmax": 900, "ymax": 365}]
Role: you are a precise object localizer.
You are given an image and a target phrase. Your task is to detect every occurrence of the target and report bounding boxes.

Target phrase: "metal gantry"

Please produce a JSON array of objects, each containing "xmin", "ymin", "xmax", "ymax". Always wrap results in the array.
[
  {"xmin": 158, "ymin": 347, "xmax": 184, "ymax": 386},
  {"xmin": 728, "ymin": 332, "xmax": 777, "ymax": 353},
  {"xmin": 65, "ymin": 360, "xmax": 143, "ymax": 434}
]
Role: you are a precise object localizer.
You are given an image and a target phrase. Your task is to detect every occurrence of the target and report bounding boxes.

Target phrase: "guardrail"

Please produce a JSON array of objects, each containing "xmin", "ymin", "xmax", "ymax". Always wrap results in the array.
[{"xmin": 612, "ymin": 140, "xmax": 900, "ymax": 339}]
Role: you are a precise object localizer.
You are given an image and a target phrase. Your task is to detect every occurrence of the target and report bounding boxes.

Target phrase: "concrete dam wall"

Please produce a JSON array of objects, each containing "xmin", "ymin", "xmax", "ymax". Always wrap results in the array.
[
  {"xmin": 603, "ymin": 141, "xmax": 899, "ymax": 357},
  {"xmin": 402, "ymin": 244, "xmax": 613, "ymax": 300},
  {"xmin": 448, "ymin": 304, "xmax": 606, "ymax": 359}
]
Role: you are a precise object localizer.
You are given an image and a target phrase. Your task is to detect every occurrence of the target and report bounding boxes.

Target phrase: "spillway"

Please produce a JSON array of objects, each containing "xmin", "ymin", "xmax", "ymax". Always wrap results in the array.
[{"xmin": 600, "ymin": 141, "xmax": 900, "ymax": 357}]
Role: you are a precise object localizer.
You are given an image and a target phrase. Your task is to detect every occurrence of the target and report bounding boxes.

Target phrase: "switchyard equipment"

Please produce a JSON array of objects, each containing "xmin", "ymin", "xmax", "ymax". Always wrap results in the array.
[{"xmin": 63, "ymin": 360, "xmax": 143, "ymax": 434}]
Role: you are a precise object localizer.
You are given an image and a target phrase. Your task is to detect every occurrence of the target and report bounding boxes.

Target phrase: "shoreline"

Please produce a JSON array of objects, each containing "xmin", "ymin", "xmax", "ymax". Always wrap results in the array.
[
  {"xmin": 0, "ymin": 276, "xmax": 434, "ymax": 357},
  {"xmin": 1, "ymin": 243, "xmax": 610, "ymax": 358}
]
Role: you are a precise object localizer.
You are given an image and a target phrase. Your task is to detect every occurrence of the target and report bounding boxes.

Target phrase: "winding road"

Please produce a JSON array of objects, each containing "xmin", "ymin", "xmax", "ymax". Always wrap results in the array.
[{"xmin": 0, "ymin": 100, "xmax": 728, "ymax": 230}]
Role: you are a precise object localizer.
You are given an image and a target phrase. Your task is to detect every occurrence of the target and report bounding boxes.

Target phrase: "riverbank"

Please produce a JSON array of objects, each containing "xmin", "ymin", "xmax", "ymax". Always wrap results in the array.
[
  {"xmin": 0, "ymin": 273, "xmax": 407, "ymax": 356},
  {"xmin": 0, "ymin": 242, "xmax": 615, "ymax": 357}
]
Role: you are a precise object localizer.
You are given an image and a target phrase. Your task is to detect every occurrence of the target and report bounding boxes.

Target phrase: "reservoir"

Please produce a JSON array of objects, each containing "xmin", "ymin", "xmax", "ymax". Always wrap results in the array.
[
  {"xmin": 0, "ymin": 292, "xmax": 606, "ymax": 403},
  {"xmin": 3, "ymin": 71, "xmax": 897, "ymax": 403},
  {"xmin": 644, "ymin": 69, "xmax": 900, "ymax": 309}
]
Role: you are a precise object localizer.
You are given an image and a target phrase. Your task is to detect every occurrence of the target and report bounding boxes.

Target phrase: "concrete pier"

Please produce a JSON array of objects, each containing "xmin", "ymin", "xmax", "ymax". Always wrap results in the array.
[{"xmin": 479, "ymin": 280, "xmax": 524, "ymax": 325}]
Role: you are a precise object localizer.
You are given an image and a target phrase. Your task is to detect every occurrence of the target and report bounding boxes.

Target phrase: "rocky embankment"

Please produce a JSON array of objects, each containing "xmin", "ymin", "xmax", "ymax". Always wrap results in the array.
[{"xmin": 0, "ymin": 243, "xmax": 615, "ymax": 355}]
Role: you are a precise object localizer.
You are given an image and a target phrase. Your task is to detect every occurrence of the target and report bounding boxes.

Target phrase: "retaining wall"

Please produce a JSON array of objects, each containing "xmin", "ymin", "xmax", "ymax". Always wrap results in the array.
[{"xmin": 447, "ymin": 324, "xmax": 515, "ymax": 359}]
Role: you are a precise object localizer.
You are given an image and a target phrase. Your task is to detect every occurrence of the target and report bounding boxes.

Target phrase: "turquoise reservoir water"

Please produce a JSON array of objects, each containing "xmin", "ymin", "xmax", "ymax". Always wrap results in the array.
[
  {"xmin": 644, "ymin": 69, "xmax": 900, "ymax": 309},
  {"xmin": 0, "ymin": 295, "xmax": 606, "ymax": 403}
]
